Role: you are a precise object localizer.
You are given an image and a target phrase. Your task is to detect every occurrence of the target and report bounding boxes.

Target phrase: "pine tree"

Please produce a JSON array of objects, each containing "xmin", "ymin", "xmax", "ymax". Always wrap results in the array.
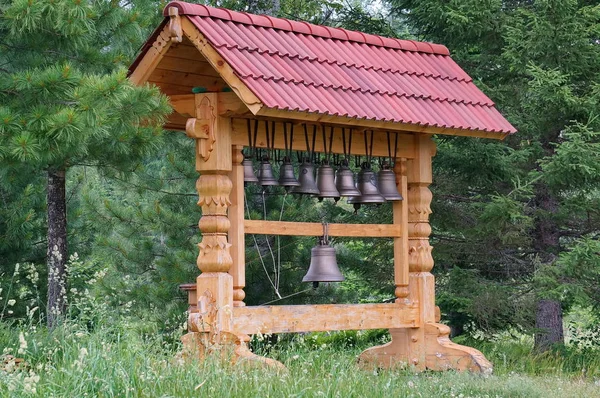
[{"xmin": 0, "ymin": 0, "xmax": 170, "ymax": 327}]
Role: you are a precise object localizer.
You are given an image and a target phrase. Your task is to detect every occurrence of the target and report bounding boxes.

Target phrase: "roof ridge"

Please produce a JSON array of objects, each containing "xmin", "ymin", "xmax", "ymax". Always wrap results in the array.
[
  {"xmin": 215, "ymin": 43, "xmax": 471, "ymax": 82},
  {"xmin": 164, "ymin": 1, "xmax": 450, "ymax": 55},
  {"xmin": 246, "ymin": 75, "xmax": 494, "ymax": 107}
]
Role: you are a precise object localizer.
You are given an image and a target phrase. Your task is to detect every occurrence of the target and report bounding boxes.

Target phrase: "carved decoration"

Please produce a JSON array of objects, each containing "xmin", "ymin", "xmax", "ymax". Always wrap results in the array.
[
  {"xmin": 186, "ymin": 97, "xmax": 216, "ymax": 162},
  {"xmin": 196, "ymin": 174, "xmax": 233, "ymax": 273},
  {"xmin": 167, "ymin": 7, "xmax": 183, "ymax": 43},
  {"xmin": 407, "ymin": 184, "xmax": 434, "ymax": 273}
]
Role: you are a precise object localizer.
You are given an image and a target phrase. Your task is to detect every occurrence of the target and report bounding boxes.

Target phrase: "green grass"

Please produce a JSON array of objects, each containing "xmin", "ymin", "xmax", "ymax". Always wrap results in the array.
[{"xmin": 1, "ymin": 319, "xmax": 599, "ymax": 397}]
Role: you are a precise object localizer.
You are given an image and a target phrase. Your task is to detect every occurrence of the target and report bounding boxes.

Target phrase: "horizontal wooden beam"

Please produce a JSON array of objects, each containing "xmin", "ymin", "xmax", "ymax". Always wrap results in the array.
[
  {"xmin": 232, "ymin": 303, "xmax": 418, "ymax": 334},
  {"xmin": 243, "ymin": 220, "xmax": 401, "ymax": 238},
  {"xmin": 257, "ymin": 107, "xmax": 508, "ymax": 140}
]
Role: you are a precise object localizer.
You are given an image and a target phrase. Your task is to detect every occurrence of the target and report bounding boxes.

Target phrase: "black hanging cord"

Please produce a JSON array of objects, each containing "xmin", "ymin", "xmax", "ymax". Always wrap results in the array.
[
  {"xmin": 311, "ymin": 125, "xmax": 317, "ymax": 163},
  {"xmin": 271, "ymin": 121, "xmax": 276, "ymax": 160},
  {"xmin": 329, "ymin": 126, "xmax": 334, "ymax": 163},
  {"xmin": 393, "ymin": 132, "xmax": 399, "ymax": 166},
  {"xmin": 283, "ymin": 122, "xmax": 289, "ymax": 160},
  {"xmin": 246, "ymin": 119, "xmax": 252, "ymax": 159},
  {"xmin": 363, "ymin": 130, "xmax": 375, "ymax": 167},
  {"xmin": 264, "ymin": 120, "xmax": 270, "ymax": 160},
  {"xmin": 303, "ymin": 124, "xmax": 310, "ymax": 161},
  {"xmin": 253, "ymin": 119, "xmax": 259, "ymax": 160},
  {"xmin": 387, "ymin": 131, "xmax": 392, "ymax": 165}
]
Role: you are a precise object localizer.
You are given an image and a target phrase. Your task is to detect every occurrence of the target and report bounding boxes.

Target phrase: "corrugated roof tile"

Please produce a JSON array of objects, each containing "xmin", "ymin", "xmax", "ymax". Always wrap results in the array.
[{"xmin": 158, "ymin": 2, "xmax": 515, "ymax": 134}]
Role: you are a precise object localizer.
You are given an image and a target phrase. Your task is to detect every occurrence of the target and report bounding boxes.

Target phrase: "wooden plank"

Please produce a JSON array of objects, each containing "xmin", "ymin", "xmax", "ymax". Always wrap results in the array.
[
  {"xmin": 148, "ymin": 68, "xmax": 227, "ymax": 91},
  {"xmin": 232, "ymin": 303, "xmax": 418, "ymax": 334},
  {"xmin": 244, "ymin": 220, "xmax": 401, "ymax": 238},
  {"xmin": 157, "ymin": 55, "xmax": 221, "ymax": 76},
  {"xmin": 165, "ymin": 42, "xmax": 206, "ymax": 60},
  {"xmin": 231, "ymin": 118, "xmax": 416, "ymax": 159}
]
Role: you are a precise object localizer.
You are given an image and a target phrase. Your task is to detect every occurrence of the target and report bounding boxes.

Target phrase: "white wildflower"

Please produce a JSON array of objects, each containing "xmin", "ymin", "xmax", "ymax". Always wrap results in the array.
[{"xmin": 18, "ymin": 332, "xmax": 28, "ymax": 354}]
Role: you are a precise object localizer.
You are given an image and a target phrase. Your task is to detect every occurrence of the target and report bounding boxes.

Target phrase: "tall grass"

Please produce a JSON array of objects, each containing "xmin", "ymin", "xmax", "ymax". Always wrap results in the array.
[
  {"xmin": 2, "ymin": 317, "xmax": 599, "ymax": 397},
  {"xmin": 1, "ymin": 257, "xmax": 599, "ymax": 397}
]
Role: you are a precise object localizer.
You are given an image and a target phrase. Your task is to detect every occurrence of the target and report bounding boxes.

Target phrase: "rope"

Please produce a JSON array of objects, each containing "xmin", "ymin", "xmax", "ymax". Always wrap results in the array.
[
  {"xmin": 276, "ymin": 192, "xmax": 288, "ymax": 292},
  {"xmin": 245, "ymin": 193, "xmax": 280, "ymax": 297},
  {"xmin": 259, "ymin": 287, "xmax": 313, "ymax": 306},
  {"xmin": 261, "ymin": 190, "xmax": 280, "ymax": 298}
]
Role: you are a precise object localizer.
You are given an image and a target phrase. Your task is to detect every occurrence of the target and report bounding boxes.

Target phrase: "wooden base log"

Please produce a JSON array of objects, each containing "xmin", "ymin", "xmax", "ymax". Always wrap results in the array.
[
  {"xmin": 357, "ymin": 323, "xmax": 492, "ymax": 374},
  {"xmin": 180, "ymin": 331, "xmax": 286, "ymax": 370}
]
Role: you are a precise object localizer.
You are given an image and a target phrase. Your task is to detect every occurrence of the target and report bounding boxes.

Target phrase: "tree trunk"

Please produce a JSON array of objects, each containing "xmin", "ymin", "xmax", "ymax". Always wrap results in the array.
[
  {"xmin": 47, "ymin": 169, "xmax": 68, "ymax": 328},
  {"xmin": 533, "ymin": 183, "xmax": 564, "ymax": 351},
  {"xmin": 535, "ymin": 299, "xmax": 564, "ymax": 352}
]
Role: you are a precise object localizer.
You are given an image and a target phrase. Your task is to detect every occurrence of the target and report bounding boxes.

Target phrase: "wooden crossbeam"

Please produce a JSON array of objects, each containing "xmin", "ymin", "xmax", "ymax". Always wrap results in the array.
[
  {"xmin": 243, "ymin": 220, "xmax": 401, "ymax": 238},
  {"xmin": 231, "ymin": 303, "xmax": 418, "ymax": 334}
]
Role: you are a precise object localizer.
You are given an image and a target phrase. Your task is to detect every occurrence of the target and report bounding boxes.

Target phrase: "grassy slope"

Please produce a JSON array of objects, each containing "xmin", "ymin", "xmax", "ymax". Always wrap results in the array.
[{"xmin": 1, "ymin": 320, "xmax": 599, "ymax": 398}]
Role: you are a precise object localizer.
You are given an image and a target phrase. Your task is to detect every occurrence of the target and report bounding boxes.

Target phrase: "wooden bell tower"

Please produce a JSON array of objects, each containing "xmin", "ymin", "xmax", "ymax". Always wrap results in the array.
[{"xmin": 128, "ymin": 1, "xmax": 516, "ymax": 373}]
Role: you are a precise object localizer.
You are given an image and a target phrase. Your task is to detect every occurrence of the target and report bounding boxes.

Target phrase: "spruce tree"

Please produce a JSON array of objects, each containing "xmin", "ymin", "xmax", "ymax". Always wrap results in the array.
[
  {"xmin": 0, "ymin": 0, "xmax": 170, "ymax": 327},
  {"xmin": 389, "ymin": 0, "xmax": 600, "ymax": 350}
]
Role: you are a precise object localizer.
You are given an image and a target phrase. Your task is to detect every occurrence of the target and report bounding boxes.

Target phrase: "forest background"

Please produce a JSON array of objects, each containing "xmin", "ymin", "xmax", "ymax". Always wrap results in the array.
[{"xmin": 1, "ymin": 0, "xmax": 600, "ymax": 369}]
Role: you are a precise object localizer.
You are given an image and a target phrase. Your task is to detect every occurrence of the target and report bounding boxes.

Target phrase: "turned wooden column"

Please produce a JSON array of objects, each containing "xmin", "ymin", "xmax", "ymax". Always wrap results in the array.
[
  {"xmin": 228, "ymin": 146, "xmax": 246, "ymax": 307},
  {"xmin": 393, "ymin": 158, "xmax": 410, "ymax": 300}
]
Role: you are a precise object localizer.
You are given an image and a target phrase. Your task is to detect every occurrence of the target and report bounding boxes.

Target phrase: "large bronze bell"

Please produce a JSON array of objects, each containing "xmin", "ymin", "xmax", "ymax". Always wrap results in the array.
[
  {"xmin": 243, "ymin": 158, "xmax": 258, "ymax": 183},
  {"xmin": 302, "ymin": 237, "xmax": 344, "ymax": 286},
  {"xmin": 335, "ymin": 162, "xmax": 361, "ymax": 197},
  {"xmin": 278, "ymin": 158, "xmax": 300, "ymax": 190},
  {"xmin": 348, "ymin": 165, "xmax": 385, "ymax": 211},
  {"xmin": 291, "ymin": 158, "xmax": 320, "ymax": 196},
  {"xmin": 316, "ymin": 162, "xmax": 340, "ymax": 202},
  {"xmin": 257, "ymin": 157, "xmax": 278, "ymax": 186},
  {"xmin": 377, "ymin": 164, "xmax": 403, "ymax": 201}
]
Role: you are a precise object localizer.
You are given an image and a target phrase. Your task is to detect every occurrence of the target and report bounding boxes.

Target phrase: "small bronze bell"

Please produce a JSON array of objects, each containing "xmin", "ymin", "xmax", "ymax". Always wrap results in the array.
[
  {"xmin": 348, "ymin": 165, "xmax": 385, "ymax": 211},
  {"xmin": 278, "ymin": 158, "xmax": 300, "ymax": 190},
  {"xmin": 377, "ymin": 165, "xmax": 403, "ymax": 201},
  {"xmin": 243, "ymin": 158, "xmax": 258, "ymax": 183},
  {"xmin": 316, "ymin": 161, "xmax": 340, "ymax": 202},
  {"xmin": 335, "ymin": 162, "xmax": 361, "ymax": 197},
  {"xmin": 257, "ymin": 157, "xmax": 278, "ymax": 186},
  {"xmin": 291, "ymin": 158, "xmax": 320, "ymax": 196},
  {"xmin": 302, "ymin": 236, "xmax": 344, "ymax": 286}
]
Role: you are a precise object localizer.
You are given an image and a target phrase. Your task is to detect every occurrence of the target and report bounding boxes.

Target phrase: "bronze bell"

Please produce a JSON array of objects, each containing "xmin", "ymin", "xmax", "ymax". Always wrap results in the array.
[
  {"xmin": 278, "ymin": 158, "xmax": 300, "ymax": 190},
  {"xmin": 348, "ymin": 165, "xmax": 385, "ymax": 211},
  {"xmin": 377, "ymin": 165, "xmax": 403, "ymax": 201},
  {"xmin": 316, "ymin": 162, "xmax": 340, "ymax": 202},
  {"xmin": 257, "ymin": 157, "xmax": 278, "ymax": 186},
  {"xmin": 302, "ymin": 237, "xmax": 344, "ymax": 286},
  {"xmin": 291, "ymin": 158, "xmax": 320, "ymax": 196},
  {"xmin": 243, "ymin": 158, "xmax": 258, "ymax": 183},
  {"xmin": 335, "ymin": 162, "xmax": 360, "ymax": 197}
]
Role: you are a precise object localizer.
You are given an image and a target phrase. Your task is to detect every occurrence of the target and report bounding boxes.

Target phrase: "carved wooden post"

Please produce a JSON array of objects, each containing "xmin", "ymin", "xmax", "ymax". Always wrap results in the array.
[{"xmin": 182, "ymin": 93, "xmax": 234, "ymax": 350}]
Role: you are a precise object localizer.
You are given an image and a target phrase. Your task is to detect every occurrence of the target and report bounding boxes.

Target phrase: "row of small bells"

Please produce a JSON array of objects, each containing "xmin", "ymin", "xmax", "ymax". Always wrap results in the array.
[
  {"xmin": 243, "ymin": 154, "xmax": 403, "ymax": 286},
  {"xmin": 243, "ymin": 156, "xmax": 402, "ymax": 209}
]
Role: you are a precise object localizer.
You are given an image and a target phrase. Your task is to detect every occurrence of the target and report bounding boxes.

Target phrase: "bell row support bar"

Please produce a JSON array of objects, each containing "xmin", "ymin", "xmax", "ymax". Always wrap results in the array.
[
  {"xmin": 230, "ymin": 118, "xmax": 416, "ymax": 159},
  {"xmin": 243, "ymin": 220, "xmax": 401, "ymax": 238}
]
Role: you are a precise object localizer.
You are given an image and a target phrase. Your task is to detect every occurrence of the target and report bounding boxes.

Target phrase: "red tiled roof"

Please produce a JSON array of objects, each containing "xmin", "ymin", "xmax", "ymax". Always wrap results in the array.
[{"xmin": 161, "ymin": 2, "xmax": 516, "ymax": 135}]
